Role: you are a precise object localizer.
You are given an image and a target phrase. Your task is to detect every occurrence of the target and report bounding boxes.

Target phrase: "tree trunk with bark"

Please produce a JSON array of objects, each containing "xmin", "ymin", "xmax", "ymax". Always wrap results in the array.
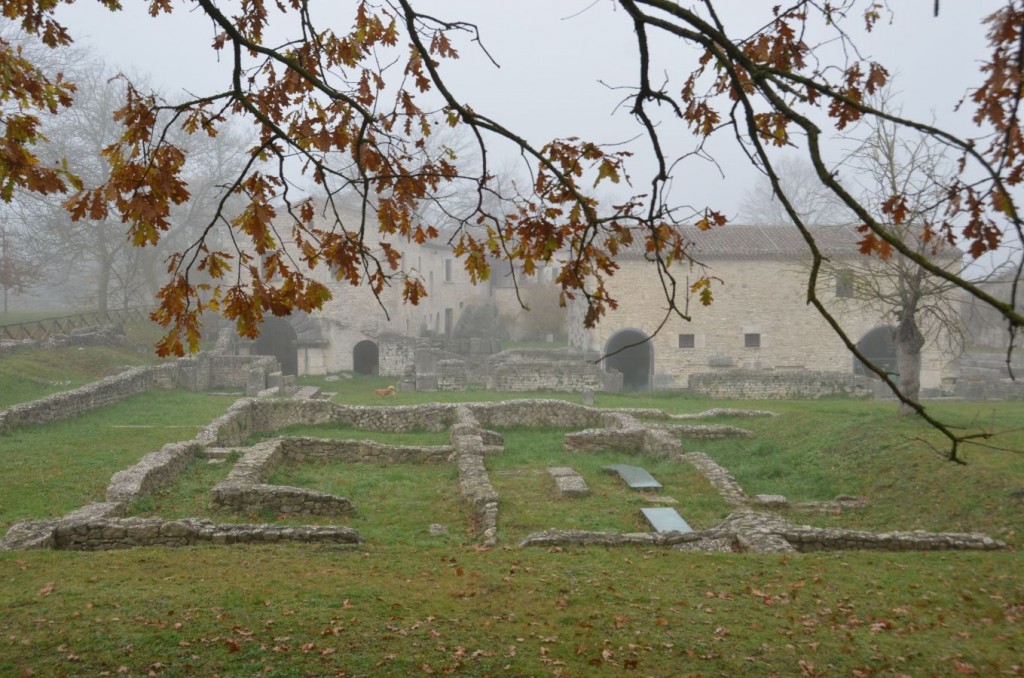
[{"xmin": 895, "ymin": 311, "xmax": 926, "ymax": 416}]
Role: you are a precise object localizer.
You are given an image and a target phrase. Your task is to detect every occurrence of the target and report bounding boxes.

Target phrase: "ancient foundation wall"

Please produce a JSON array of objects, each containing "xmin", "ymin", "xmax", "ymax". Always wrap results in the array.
[
  {"xmin": 688, "ymin": 369, "xmax": 873, "ymax": 399},
  {"xmin": 0, "ymin": 364, "xmax": 175, "ymax": 434},
  {"xmin": 0, "ymin": 354, "xmax": 280, "ymax": 435}
]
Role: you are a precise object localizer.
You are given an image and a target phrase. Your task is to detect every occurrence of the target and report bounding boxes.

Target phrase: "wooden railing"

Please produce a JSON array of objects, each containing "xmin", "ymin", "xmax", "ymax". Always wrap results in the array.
[{"xmin": 0, "ymin": 307, "xmax": 153, "ymax": 342}]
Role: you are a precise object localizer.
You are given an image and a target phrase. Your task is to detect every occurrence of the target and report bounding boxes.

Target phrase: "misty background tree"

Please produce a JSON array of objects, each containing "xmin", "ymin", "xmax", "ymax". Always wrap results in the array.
[
  {"xmin": 0, "ymin": 216, "xmax": 43, "ymax": 313},
  {"xmin": 1, "ymin": 36, "xmax": 251, "ymax": 313},
  {"xmin": 742, "ymin": 92, "xmax": 980, "ymax": 413}
]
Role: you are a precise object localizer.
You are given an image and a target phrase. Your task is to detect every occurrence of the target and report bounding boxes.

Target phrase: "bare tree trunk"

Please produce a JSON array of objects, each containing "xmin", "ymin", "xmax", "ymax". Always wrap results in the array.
[
  {"xmin": 895, "ymin": 313, "xmax": 925, "ymax": 415},
  {"xmin": 96, "ymin": 261, "xmax": 110, "ymax": 313}
]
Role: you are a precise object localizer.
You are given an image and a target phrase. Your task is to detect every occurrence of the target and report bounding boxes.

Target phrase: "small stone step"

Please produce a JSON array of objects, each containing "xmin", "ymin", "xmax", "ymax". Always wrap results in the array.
[
  {"xmin": 641, "ymin": 507, "xmax": 692, "ymax": 533},
  {"xmin": 203, "ymin": 447, "xmax": 235, "ymax": 459},
  {"xmin": 548, "ymin": 467, "xmax": 590, "ymax": 497},
  {"xmin": 294, "ymin": 385, "xmax": 322, "ymax": 400},
  {"xmin": 604, "ymin": 464, "xmax": 662, "ymax": 490}
]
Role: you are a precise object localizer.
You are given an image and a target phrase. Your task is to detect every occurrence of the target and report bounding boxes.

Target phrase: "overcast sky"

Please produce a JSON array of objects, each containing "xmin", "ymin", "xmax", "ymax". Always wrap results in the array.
[{"xmin": 53, "ymin": 1, "xmax": 1004, "ymax": 225}]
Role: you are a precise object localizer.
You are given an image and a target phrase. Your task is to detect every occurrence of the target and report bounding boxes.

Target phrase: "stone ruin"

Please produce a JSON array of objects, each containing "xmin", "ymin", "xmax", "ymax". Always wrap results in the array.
[{"xmin": 0, "ymin": 392, "xmax": 1008, "ymax": 554}]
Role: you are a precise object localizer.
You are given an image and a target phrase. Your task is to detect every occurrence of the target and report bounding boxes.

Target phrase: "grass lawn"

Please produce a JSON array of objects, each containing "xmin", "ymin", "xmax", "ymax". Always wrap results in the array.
[
  {"xmin": 489, "ymin": 427, "xmax": 733, "ymax": 542},
  {"xmin": 0, "ymin": 390, "xmax": 237, "ymax": 530},
  {"xmin": 1, "ymin": 355, "xmax": 1022, "ymax": 675},
  {"xmin": 0, "ymin": 318, "xmax": 171, "ymax": 409}
]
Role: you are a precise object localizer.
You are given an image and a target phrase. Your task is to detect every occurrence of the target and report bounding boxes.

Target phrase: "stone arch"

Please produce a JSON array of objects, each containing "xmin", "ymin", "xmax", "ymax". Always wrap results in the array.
[
  {"xmin": 854, "ymin": 325, "xmax": 897, "ymax": 377},
  {"xmin": 353, "ymin": 339, "xmax": 380, "ymax": 375},
  {"xmin": 254, "ymin": 317, "xmax": 299, "ymax": 376},
  {"xmin": 605, "ymin": 328, "xmax": 653, "ymax": 391}
]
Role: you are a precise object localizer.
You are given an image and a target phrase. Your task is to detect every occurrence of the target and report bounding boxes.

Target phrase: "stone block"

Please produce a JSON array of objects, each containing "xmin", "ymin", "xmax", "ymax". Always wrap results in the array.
[
  {"xmin": 753, "ymin": 494, "xmax": 790, "ymax": 508},
  {"xmin": 581, "ymin": 388, "xmax": 595, "ymax": 406},
  {"xmin": 415, "ymin": 374, "xmax": 438, "ymax": 391},
  {"xmin": 415, "ymin": 348, "xmax": 438, "ymax": 374},
  {"xmin": 246, "ymin": 367, "xmax": 266, "ymax": 396}
]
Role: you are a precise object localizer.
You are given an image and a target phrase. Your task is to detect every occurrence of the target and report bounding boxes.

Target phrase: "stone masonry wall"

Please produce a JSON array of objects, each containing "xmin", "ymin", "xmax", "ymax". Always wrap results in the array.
[
  {"xmin": 52, "ymin": 518, "xmax": 361, "ymax": 550},
  {"xmin": 106, "ymin": 440, "xmax": 204, "ymax": 507},
  {"xmin": 0, "ymin": 364, "xmax": 175, "ymax": 434},
  {"xmin": 0, "ymin": 354, "xmax": 280, "ymax": 435},
  {"xmin": 208, "ymin": 435, "xmax": 454, "ymax": 517},
  {"xmin": 688, "ymin": 369, "xmax": 873, "ymax": 400},
  {"xmin": 486, "ymin": 360, "xmax": 605, "ymax": 392},
  {"xmin": 202, "ymin": 398, "xmax": 614, "ymax": 449},
  {"xmin": 278, "ymin": 437, "xmax": 453, "ymax": 464},
  {"xmin": 575, "ymin": 258, "xmax": 954, "ymax": 391},
  {"xmin": 379, "ymin": 334, "xmax": 417, "ymax": 377}
]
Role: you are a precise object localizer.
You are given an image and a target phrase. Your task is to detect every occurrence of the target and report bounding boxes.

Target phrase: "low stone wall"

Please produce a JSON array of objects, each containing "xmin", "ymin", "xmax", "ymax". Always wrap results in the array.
[
  {"xmin": 466, "ymin": 400, "xmax": 610, "ymax": 429},
  {"xmin": 688, "ymin": 370, "xmax": 873, "ymax": 400},
  {"xmin": 208, "ymin": 435, "xmax": 454, "ymax": 517},
  {"xmin": 451, "ymin": 407, "xmax": 499, "ymax": 546},
  {"xmin": 680, "ymin": 452, "xmax": 748, "ymax": 506},
  {"xmin": 519, "ymin": 528, "xmax": 701, "ymax": 548},
  {"xmin": 0, "ymin": 364, "xmax": 175, "ymax": 434},
  {"xmin": 413, "ymin": 345, "xmax": 612, "ymax": 393},
  {"xmin": 486, "ymin": 360, "xmax": 605, "ymax": 392},
  {"xmin": 52, "ymin": 517, "xmax": 362, "ymax": 550},
  {"xmin": 106, "ymin": 440, "xmax": 203, "ymax": 506},
  {"xmin": 562, "ymin": 410, "xmax": 751, "ymax": 461},
  {"xmin": 279, "ymin": 437, "xmax": 453, "ymax": 464},
  {"xmin": 209, "ymin": 439, "xmax": 357, "ymax": 517},
  {"xmin": 663, "ymin": 424, "xmax": 754, "ymax": 439},
  {"xmin": 0, "ymin": 353, "xmax": 281, "ymax": 435},
  {"xmin": 202, "ymin": 398, "xmax": 613, "ymax": 448},
  {"xmin": 212, "ymin": 484, "xmax": 355, "ymax": 517}
]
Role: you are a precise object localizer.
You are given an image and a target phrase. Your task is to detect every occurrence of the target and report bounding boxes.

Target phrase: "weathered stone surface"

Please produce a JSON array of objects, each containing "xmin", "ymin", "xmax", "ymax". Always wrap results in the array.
[
  {"xmin": 670, "ymin": 408, "xmax": 778, "ymax": 419},
  {"xmin": 451, "ymin": 407, "xmax": 499, "ymax": 546},
  {"xmin": 106, "ymin": 441, "xmax": 202, "ymax": 505},
  {"xmin": 0, "ymin": 354, "xmax": 280, "ymax": 435},
  {"xmin": 518, "ymin": 529, "xmax": 700, "ymax": 548},
  {"xmin": 280, "ymin": 437, "xmax": 452, "ymax": 464},
  {"xmin": 211, "ymin": 483, "xmax": 354, "ymax": 517},
  {"xmin": 662, "ymin": 424, "xmax": 753, "ymax": 440},
  {"xmin": 673, "ymin": 537, "xmax": 735, "ymax": 553},
  {"xmin": 689, "ymin": 369, "xmax": 873, "ymax": 400},
  {"xmin": 0, "ymin": 520, "xmax": 59, "ymax": 551},
  {"xmin": 753, "ymin": 494, "xmax": 790, "ymax": 508},
  {"xmin": 48, "ymin": 517, "xmax": 362, "ymax": 550},
  {"xmin": 548, "ymin": 468, "xmax": 590, "ymax": 497},
  {"xmin": 680, "ymin": 451, "xmax": 749, "ymax": 506}
]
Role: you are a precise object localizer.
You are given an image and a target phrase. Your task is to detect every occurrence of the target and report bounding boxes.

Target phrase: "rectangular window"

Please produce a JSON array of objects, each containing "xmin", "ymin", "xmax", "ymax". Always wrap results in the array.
[
  {"xmin": 444, "ymin": 258, "xmax": 453, "ymax": 283},
  {"xmin": 836, "ymin": 270, "xmax": 855, "ymax": 298},
  {"xmin": 678, "ymin": 333, "xmax": 695, "ymax": 349},
  {"xmin": 744, "ymin": 333, "xmax": 761, "ymax": 348}
]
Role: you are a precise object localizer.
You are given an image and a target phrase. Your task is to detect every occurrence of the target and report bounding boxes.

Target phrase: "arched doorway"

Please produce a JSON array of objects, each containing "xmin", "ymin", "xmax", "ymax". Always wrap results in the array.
[
  {"xmin": 254, "ymin": 317, "xmax": 298, "ymax": 375},
  {"xmin": 854, "ymin": 325, "xmax": 897, "ymax": 377},
  {"xmin": 605, "ymin": 329, "xmax": 653, "ymax": 391},
  {"xmin": 353, "ymin": 339, "xmax": 380, "ymax": 375}
]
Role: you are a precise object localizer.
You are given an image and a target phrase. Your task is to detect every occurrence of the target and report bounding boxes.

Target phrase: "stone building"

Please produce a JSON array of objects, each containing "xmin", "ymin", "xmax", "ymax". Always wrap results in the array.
[
  {"xmin": 241, "ymin": 207, "xmax": 562, "ymax": 377},
  {"xmin": 568, "ymin": 224, "xmax": 961, "ymax": 395}
]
